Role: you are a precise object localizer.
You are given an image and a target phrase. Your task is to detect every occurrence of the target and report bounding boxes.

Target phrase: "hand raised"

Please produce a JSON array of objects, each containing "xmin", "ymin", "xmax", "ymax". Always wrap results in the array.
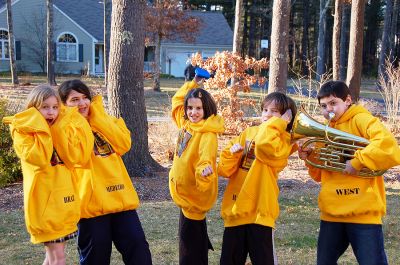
[{"xmin": 281, "ymin": 109, "xmax": 292, "ymax": 124}]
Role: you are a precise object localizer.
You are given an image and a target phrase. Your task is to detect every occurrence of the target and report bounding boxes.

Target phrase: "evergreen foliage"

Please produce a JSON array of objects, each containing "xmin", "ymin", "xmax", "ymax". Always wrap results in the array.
[{"xmin": 0, "ymin": 99, "xmax": 22, "ymax": 187}]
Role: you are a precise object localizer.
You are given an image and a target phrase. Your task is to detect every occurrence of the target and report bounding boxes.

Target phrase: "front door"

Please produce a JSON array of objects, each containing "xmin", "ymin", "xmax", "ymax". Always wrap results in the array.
[{"xmin": 95, "ymin": 44, "xmax": 104, "ymax": 74}]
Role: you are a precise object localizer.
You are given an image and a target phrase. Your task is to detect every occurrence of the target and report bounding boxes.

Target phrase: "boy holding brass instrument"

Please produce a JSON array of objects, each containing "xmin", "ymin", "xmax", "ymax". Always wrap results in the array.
[{"xmin": 298, "ymin": 80, "xmax": 400, "ymax": 265}]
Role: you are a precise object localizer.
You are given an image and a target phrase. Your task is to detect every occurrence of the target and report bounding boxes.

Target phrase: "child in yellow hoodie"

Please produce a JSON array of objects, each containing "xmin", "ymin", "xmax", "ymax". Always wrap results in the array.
[
  {"xmin": 298, "ymin": 80, "xmax": 400, "ymax": 265},
  {"xmin": 3, "ymin": 85, "xmax": 93, "ymax": 265},
  {"xmin": 169, "ymin": 68, "xmax": 225, "ymax": 265},
  {"xmin": 218, "ymin": 91, "xmax": 297, "ymax": 265},
  {"xmin": 58, "ymin": 79, "xmax": 152, "ymax": 265}
]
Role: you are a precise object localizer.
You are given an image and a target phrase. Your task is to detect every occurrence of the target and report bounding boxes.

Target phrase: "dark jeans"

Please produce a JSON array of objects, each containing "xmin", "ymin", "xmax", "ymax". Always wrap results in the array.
[
  {"xmin": 78, "ymin": 210, "xmax": 152, "ymax": 265},
  {"xmin": 220, "ymin": 224, "xmax": 276, "ymax": 265},
  {"xmin": 317, "ymin": 220, "xmax": 388, "ymax": 265},
  {"xmin": 179, "ymin": 211, "xmax": 213, "ymax": 265}
]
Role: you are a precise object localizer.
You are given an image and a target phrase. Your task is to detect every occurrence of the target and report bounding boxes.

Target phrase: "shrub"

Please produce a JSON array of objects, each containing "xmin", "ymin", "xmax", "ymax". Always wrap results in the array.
[
  {"xmin": 290, "ymin": 58, "xmax": 332, "ymax": 116},
  {"xmin": 0, "ymin": 99, "xmax": 22, "ymax": 187},
  {"xmin": 160, "ymin": 73, "xmax": 175, "ymax": 79},
  {"xmin": 379, "ymin": 60, "xmax": 400, "ymax": 135}
]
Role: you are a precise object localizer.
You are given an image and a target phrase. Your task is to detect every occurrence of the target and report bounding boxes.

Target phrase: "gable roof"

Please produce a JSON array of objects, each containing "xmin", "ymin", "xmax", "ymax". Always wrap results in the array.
[
  {"xmin": 54, "ymin": 0, "xmax": 103, "ymax": 41},
  {"xmin": 0, "ymin": 0, "xmax": 232, "ymax": 46},
  {"xmin": 162, "ymin": 11, "xmax": 233, "ymax": 46}
]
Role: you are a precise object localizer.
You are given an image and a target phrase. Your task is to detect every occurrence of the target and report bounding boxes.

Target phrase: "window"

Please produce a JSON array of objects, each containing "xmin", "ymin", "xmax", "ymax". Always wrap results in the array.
[
  {"xmin": 0, "ymin": 30, "xmax": 9, "ymax": 60},
  {"xmin": 57, "ymin": 33, "xmax": 78, "ymax": 62},
  {"xmin": 144, "ymin": 46, "xmax": 155, "ymax": 62}
]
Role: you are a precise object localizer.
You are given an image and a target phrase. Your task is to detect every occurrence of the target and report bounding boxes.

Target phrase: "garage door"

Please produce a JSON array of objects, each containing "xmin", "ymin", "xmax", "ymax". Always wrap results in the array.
[{"xmin": 166, "ymin": 52, "xmax": 192, "ymax": 78}]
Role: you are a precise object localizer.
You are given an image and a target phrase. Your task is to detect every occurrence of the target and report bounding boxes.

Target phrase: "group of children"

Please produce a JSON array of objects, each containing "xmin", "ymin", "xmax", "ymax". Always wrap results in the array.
[
  {"xmin": 3, "ymin": 68, "xmax": 400, "ymax": 265},
  {"xmin": 169, "ymin": 70, "xmax": 400, "ymax": 265},
  {"xmin": 4, "ymin": 80, "xmax": 151, "ymax": 265}
]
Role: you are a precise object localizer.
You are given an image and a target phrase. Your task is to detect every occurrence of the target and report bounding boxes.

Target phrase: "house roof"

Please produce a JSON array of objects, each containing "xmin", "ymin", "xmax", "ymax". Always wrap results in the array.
[
  {"xmin": 54, "ymin": 0, "xmax": 104, "ymax": 41},
  {"xmin": 162, "ymin": 11, "xmax": 233, "ymax": 46},
  {"xmin": 0, "ymin": 0, "xmax": 232, "ymax": 46}
]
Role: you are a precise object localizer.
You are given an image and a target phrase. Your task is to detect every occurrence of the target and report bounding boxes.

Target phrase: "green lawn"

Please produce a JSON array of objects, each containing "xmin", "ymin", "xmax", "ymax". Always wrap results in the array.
[{"xmin": 1, "ymin": 185, "xmax": 399, "ymax": 265}]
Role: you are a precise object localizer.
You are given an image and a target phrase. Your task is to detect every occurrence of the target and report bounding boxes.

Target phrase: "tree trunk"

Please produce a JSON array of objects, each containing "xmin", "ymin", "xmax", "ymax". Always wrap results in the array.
[
  {"xmin": 301, "ymin": 0, "xmax": 310, "ymax": 76},
  {"xmin": 232, "ymin": 0, "xmax": 244, "ymax": 86},
  {"xmin": 104, "ymin": 0, "xmax": 112, "ymax": 87},
  {"xmin": 346, "ymin": 0, "xmax": 366, "ymax": 102},
  {"xmin": 242, "ymin": 1, "xmax": 249, "ymax": 56},
  {"xmin": 339, "ymin": 2, "xmax": 350, "ymax": 81},
  {"xmin": 6, "ymin": 0, "xmax": 18, "ymax": 85},
  {"xmin": 233, "ymin": 0, "xmax": 244, "ymax": 54},
  {"xmin": 268, "ymin": 0, "xmax": 291, "ymax": 93},
  {"xmin": 363, "ymin": 0, "xmax": 382, "ymax": 76},
  {"xmin": 289, "ymin": 8, "xmax": 295, "ymax": 69},
  {"xmin": 152, "ymin": 34, "xmax": 161, "ymax": 92},
  {"xmin": 248, "ymin": 1, "xmax": 257, "ymax": 58},
  {"xmin": 108, "ymin": 0, "xmax": 162, "ymax": 177},
  {"xmin": 389, "ymin": 0, "xmax": 399, "ymax": 61},
  {"xmin": 312, "ymin": 4, "xmax": 318, "ymax": 60},
  {"xmin": 46, "ymin": 0, "xmax": 56, "ymax": 86},
  {"xmin": 316, "ymin": 0, "xmax": 330, "ymax": 81},
  {"xmin": 332, "ymin": 0, "xmax": 342, "ymax": 80},
  {"xmin": 378, "ymin": 0, "xmax": 393, "ymax": 78}
]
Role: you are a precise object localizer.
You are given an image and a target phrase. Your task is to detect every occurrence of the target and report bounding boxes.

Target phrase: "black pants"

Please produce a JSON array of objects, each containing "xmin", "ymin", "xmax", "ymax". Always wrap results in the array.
[
  {"xmin": 179, "ymin": 211, "xmax": 214, "ymax": 265},
  {"xmin": 220, "ymin": 224, "xmax": 276, "ymax": 265},
  {"xmin": 77, "ymin": 210, "xmax": 152, "ymax": 265}
]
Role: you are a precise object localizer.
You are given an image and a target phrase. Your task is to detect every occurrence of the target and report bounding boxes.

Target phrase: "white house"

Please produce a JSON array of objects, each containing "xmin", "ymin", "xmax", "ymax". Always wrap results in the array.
[{"xmin": 0, "ymin": 0, "xmax": 233, "ymax": 77}]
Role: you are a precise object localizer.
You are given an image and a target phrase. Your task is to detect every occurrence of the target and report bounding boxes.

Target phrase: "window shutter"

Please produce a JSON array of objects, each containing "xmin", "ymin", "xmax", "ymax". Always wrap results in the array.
[
  {"xmin": 54, "ymin": 42, "xmax": 57, "ymax": 62},
  {"xmin": 79, "ymin": 44, "xmax": 83, "ymax": 62},
  {"xmin": 15, "ymin": 41, "xmax": 21, "ymax": 60}
]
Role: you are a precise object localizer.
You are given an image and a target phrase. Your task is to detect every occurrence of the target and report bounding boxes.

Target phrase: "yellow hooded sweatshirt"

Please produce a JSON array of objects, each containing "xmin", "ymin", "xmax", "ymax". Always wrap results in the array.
[
  {"xmin": 76, "ymin": 95, "xmax": 140, "ymax": 219},
  {"xmin": 169, "ymin": 80, "xmax": 225, "ymax": 220},
  {"xmin": 3, "ymin": 106, "xmax": 93, "ymax": 243},
  {"xmin": 218, "ymin": 117, "xmax": 295, "ymax": 228},
  {"xmin": 307, "ymin": 104, "xmax": 400, "ymax": 224}
]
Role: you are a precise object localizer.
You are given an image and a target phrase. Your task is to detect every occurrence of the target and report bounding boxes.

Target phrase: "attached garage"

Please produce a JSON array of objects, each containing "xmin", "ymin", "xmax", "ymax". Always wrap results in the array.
[
  {"xmin": 165, "ymin": 50, "xmax": 192, "ymax": 77},
  {"xmin": 160, "ymin": 11, "xmax": 233, "ymax": 78}
]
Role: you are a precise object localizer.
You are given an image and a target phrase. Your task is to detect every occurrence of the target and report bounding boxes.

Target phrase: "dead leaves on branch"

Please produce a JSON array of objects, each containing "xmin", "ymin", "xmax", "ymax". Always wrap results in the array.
[
  {"xmin": 191, "ymin": 51, "xmax": 269, "ymax": 134},
  {"xmin": 144, "ymin": 0, "xmax": 201, "ymax": 45}
]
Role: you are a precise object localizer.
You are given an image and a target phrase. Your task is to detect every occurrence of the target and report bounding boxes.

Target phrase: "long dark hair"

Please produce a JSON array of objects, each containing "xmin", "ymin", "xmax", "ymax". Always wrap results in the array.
[
  {"xmin": 58, "ymin": 79, "xmax": 92, "ymax": 104},
  {"xmin": 183, "ymin": 88, "xmax": 217, "ymax": 120}
]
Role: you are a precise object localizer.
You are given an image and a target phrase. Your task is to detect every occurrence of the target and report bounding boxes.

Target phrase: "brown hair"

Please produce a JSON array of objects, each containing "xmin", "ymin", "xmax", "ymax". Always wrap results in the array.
[
  {"xmin": 58, "ymin": 79, "xmax": 92, "ymax": 104},
  {"xmin": 317, "ymin": 80, "xmax": 351, "ymax": 104},
  {"xmin": 261, "ymin": 92, "xmax": 297, "ymax": 132},
  {"xmin": 183, "ymin": 88, "xmax": 217, "ymax": 120}
]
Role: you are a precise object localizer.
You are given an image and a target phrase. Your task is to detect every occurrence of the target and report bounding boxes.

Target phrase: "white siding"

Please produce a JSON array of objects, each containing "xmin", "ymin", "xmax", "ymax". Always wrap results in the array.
[{"xmin": 0, "ymin": 0, "xmax": 94, "ymax": 74}]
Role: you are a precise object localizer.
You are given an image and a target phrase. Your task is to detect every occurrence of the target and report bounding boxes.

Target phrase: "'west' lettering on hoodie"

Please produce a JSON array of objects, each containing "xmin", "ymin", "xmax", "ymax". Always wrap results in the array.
[{"xmin": 336, "ymin": 188, "xmax": 360, "ymax": 195}]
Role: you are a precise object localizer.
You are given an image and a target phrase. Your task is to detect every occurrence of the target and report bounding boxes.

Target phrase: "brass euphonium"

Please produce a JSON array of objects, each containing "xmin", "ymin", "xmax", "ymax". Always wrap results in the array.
[{"xmin": 291, "ymin": 106, "xmax": 386, "ymax": 177}]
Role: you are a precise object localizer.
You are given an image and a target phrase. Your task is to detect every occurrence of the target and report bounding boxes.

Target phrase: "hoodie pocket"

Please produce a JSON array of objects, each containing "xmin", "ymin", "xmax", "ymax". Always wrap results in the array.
[
  {"xmin": 319, "ymin": 176, "xmax": 384, "ymax": 218},
  {"xmin": 231, "ymin": 189, "xmax": 256, "ymax": 217},
  {"xmin": 100, "ymin": 177, "xmax": 138, "ymax": 213},
  {"xmin": 41, "ymin": 188, "xmax": 80, "ymax": 232}
]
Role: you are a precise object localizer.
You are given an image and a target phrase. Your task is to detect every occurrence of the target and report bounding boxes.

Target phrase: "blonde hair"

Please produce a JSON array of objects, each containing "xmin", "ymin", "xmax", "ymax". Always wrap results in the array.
[{"xmin": 26, "ymin": 85, "xmax": 60, "ymax": 109}]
